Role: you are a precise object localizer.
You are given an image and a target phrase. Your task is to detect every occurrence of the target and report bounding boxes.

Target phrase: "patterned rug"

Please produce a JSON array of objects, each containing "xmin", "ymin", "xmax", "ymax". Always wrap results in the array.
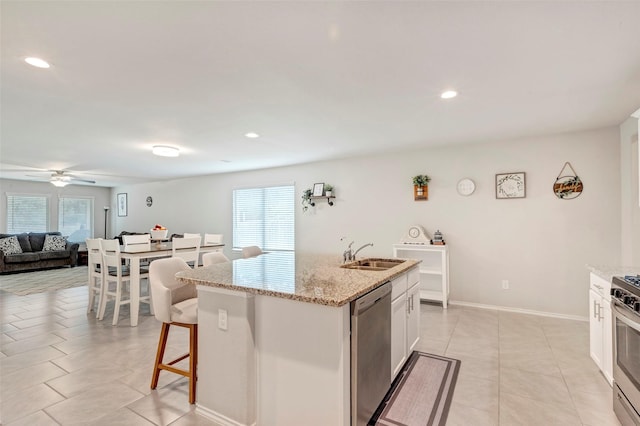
[
  {"xmin": 370, "ymin": 351, "xmax": 461, "ymax": 426},
  {"xmin": 0, "ymin": 266, "xmax": 88, "ymax": 296}
]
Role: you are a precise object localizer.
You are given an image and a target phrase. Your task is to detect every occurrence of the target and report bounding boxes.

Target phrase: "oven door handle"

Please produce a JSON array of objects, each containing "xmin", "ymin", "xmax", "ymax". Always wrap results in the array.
[{"xmin": 613, "ymin": 301, "xmax": 640, "ymax": 332}]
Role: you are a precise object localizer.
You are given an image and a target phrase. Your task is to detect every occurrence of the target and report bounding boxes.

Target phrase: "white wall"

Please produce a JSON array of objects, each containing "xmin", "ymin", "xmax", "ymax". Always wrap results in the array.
[
  {"xmin": 113, "ymin": 127, "xmax": 620, "ymax": 317},
  {"xmin": 0, "ymin": 179, "xmax": 111, "ymax": 239},
  {"xmin": 620, "ymin": 115, "xmax": 640, "ymax": 265}
]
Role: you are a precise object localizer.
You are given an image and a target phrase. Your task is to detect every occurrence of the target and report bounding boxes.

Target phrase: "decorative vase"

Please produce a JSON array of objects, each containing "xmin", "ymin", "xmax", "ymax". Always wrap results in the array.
[{"xmin": 326, "ymin": 190, "xmax": 332, "ymax": 197}]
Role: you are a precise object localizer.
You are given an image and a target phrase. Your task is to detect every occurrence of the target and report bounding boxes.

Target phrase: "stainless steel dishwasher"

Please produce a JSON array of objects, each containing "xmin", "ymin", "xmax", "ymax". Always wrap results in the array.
[{"xmin": 351, "ymin": 281, "xmax": 392, "ymax": 426}]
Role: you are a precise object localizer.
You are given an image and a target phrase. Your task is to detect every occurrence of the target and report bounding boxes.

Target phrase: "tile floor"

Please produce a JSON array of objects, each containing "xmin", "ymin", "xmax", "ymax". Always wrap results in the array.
[{"xmin": 0, "ymin": 282, "xmax": 621, "ymax": 425}]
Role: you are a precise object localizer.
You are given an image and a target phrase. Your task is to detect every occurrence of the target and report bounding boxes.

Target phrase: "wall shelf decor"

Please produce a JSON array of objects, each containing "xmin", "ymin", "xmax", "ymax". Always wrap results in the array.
[
  {"xmin": 553, "ymin": 162, "xmax": 583, "ymax": 199},
  {"xmin": 496, "ymin": 172, "xmax": 526, "ymax": 199},
  {"xmin": 302, "ymin": 184, "xmax": 336, "ymax": 211},
  {"xmin": 412, "ymin": 175, "xmax": 430, "ymax": 201}
]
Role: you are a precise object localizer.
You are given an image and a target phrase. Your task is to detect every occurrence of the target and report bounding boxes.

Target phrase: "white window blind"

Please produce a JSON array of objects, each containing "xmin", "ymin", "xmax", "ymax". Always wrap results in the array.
[
  {"xmin": 58, "ymin": 196, "xmax": 94, "ymax": 243},
  {"xmin": 233, "ymin": 185, "xmax": 295, "ymax": 251},
  {"xmin": 6, "ymin": 194, "xmax": 49, "ymax": 233}
]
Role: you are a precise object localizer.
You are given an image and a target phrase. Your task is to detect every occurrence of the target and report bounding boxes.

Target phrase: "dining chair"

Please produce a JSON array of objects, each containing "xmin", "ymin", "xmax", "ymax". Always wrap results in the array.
[
  {"xmin": 86, "ymin": 238, "xmax": 104, "ymax": 316},
  {"xmin": 202, "ymin": 251, "xmax": 230, "ymax": 267},
  {"xmin": 204, "ymin": 233, "xmax": 223, "ymax": 245},
  {"xmin": 172, "ymin": 237, "xmax": 201, "ymax": 268},
  {"xmin": 122, "ymin": 233, "xmax": 151, "ymax": 252},
  {"xmin": 98, "ymin": 239, "xmax": 151, "ymax": 325},
  {"xmin": 149, "ymin": 257, "xmax": 198, "ymax": 404},
  {"xmin": 242, "ymin": 245, "xmax": 263, "ymax": 258},
  {"xmin": 183, "ymin": 233, "xmax": 201, "ymax": 240}
]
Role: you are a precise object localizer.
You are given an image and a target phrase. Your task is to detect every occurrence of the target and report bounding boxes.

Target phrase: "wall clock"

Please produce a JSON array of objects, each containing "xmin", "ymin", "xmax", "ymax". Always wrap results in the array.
[
  {"xmin": 400, "ymin": 225, "xmax": 431, "ymax": 245},
  {"xmin": 457, "ymin": 178, "xmax": 476, "ymax": 196},
  {"xmin": 146, "ymin": 196, "xmax": 153, "ymax": 207}
]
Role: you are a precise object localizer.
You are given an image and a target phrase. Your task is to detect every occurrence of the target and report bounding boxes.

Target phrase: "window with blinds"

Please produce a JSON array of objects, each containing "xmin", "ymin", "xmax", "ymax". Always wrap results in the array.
[
  {"xmin": 59, "ymin": 196, "xmax": 94, "ymax": 243},
  {"xmin": 6, "ymin": 194, "xmax": 50, "ymax": 233},
  {"xmin": 233, "ymin": 185, "xmax": 295, "ymax": 251}
]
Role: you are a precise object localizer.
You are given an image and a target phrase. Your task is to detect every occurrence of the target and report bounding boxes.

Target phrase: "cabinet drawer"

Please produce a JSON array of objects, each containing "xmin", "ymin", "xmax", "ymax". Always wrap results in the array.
[
  {"xmin": 391, "ymin": 274, "xmax": 408, "ymax": 301},
  {"xmin": 590, "ymin": 273, "xmax": 611, "ymax": 300},
  {"xmin": 408, "ymin": 267, "xmax": 419, "ymax": 286}
]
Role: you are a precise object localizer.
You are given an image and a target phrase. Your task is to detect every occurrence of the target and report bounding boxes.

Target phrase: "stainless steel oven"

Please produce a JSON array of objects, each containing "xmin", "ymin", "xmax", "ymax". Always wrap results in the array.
[{"xmin": 611, "ymin": 276, "xmax": 640, "ymax": 426}]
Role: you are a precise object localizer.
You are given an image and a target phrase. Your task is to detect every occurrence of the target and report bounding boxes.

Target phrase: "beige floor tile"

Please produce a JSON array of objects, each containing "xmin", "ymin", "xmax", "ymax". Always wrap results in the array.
[
  {"xmin": 44, "ymin": 382, "xmax": 144, "ymax": 424},
  {"xmin": 450, "ymin": 372, "xmax": 499, "ymax": 414},
  {"xmin": 1, "ymin": 383, "xmax": 66, "ymax": 424},
  {"xmin": 1, "ymin": 361, "xmax": 67, "ymax": 397},
  {"xmin": 571, "ymin": 388, "xmax": 620, "ymax": 426},
  {"xmin": 127, "ymin": 382, "xmax": 193, "ymax": 425},
  {"xmin": 445, "ymin": 401, "xmax": 498, "ymax": 426},
  {"xmin": 46, "ymin": 364, "xmax": 136, "ymax": 398},
  {"xmin": 4, "ymin": 409, "xmax": 59, "ymax": 426},
  {"xmin": 500, "ymin": 367, "xmax": 573, "ymax": 405},
  {"xmin": 88, "ymin": 407, "xmax": 154, "ymax": 425},
  {"xmin": 1, "ymin": 332, "xmax": 65, "ymax": 356},
  {"xmin": 10, "ymin": 315, "xmax": 66, "ymax": 330},
  {"xmin": 499, "ymin": 392, "xmax": 582, "ymax": 426},
  {"xmin": 450, "ymin": 353, "xmax": 499, "ymax": 382},
  {"xmin": 0, "ymin": 345, "xmax": 67, "ymax": 372}
]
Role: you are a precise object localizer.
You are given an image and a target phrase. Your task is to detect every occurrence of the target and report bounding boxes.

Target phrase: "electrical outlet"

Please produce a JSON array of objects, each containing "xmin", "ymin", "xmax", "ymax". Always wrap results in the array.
[
  {"xmin": 218, "ymin": 309, "xmax": 228, "ymax": 330},
  {"xmin": 502, "ymin": 280, "xmax": 509, "ymax": 290}
]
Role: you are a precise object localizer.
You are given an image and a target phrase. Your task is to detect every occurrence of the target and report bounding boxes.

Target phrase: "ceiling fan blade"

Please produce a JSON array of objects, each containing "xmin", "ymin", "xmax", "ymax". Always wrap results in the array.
[{"xmin": 69, "ymin": 178, "xmax": 96, "ymax": 184}]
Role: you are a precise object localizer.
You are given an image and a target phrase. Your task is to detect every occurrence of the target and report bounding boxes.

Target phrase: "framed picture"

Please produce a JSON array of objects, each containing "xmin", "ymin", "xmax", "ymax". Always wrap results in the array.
[
  {"xmin": 117, "ymin": 193, "xmax": 128, "ymax": 216},
  {"xmin": 496, "ymin": 172, "xmax": 526, "ymax": 199},
  {"xmin": 313, "ymin": 183, "xmax": 324, "ymax": 197}
]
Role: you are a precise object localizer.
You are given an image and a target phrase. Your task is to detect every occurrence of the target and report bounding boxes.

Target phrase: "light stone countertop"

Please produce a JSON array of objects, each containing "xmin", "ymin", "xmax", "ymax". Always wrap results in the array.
[
  {"xmin": 587, "ymin": 264, "xmax": 640, "ymax": 282},
  {"xmin": 176, "ymin": 251, "xmax": 420, "ymax": 307}
]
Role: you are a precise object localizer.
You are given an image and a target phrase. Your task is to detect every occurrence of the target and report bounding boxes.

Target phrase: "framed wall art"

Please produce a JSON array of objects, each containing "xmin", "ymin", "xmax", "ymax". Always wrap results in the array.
[
  {"xmin": 495, "ymin": 172, "xmax": 526, "ymax": 199},
  {"xmin": 117, "ymin": 193, "xmax": 128, "ymax": 217},
  {"xmin": 313, "ymin": 183, "xmax": 325, "ymax": 197}
]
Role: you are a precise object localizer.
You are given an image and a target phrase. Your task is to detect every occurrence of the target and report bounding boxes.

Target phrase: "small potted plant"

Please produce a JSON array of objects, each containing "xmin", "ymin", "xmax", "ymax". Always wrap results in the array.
[
  {"xmin": 324, "ymin": 184, "xmax": 334, "ymax": 197},
  {"xmin": 302, "ymin": 188, "xmax": 313, "ymax": 212},
  {"xmin": 412, "ymin": 175, "xmax": 431, "ymax": 200}
]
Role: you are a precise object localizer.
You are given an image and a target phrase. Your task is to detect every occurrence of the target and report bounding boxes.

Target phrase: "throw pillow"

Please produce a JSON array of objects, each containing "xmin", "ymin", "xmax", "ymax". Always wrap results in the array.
[
  {"xmin": 0, "ymin": 236, "xmax": 23, "ymax": 255},
  {"xmin": 42, "ymin": 235, "xmax": 67, "ymax": 251}
]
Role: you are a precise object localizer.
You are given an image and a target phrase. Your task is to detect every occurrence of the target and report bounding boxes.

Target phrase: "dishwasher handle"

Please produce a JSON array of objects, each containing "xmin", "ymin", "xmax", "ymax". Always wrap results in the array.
[{"xmin": 351, "ymin": 282, "xmax": 392, "ymax": 316}]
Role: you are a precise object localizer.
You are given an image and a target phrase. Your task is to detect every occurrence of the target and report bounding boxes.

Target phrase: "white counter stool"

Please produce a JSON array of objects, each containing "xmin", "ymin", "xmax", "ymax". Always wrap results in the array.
[
  {"xmin": 149, "ymin": 257, "xmax": 198, "ymax": 404},
  {"xmin": 86, "ymin": 238, "xmax": 104, "ymax": 316},
  {"xmin": 202, "ymin": 252, "xmax": 230, "ymax": 266},
  {"xmin": 172, "ymin": 237, "xmax": 201, "ymax": 268},
  {"xmin": 98, "ymin": 239, "xmax": 151, "ymax": 325},
  {"xmin": 242, "ymin": 245, "xmax": 263, "ymax": 258}
]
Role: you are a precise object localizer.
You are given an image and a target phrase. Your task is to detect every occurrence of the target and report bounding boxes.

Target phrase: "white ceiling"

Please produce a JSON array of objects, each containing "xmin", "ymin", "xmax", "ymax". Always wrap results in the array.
[{"xmin": 2, "ymin": 1, "xmax": 640, "ymax": 187}]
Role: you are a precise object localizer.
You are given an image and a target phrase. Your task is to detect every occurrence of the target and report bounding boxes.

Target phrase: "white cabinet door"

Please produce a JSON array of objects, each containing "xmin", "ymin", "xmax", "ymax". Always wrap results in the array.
[
  {"xmin": 407, "ymin": 282, "xmax": 420, "ymax": 353},
  {"xmin": 589, "ymin": 288, "xmax": 603, "ymax": 369},
  {"xmin": 391, "ymin": 294, "xmax": 407, "ymax": 378}
]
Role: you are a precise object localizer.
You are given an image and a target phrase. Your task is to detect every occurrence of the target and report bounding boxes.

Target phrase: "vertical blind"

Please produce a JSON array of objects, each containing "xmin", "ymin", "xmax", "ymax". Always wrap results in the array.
[
  {"xmin": 233, "ymin": 185, "xmax": 295, "ymax": 251},
  {"xmin": 58, "ymin": 196, "xmax": 94, "ymax": 242},
  {"xmin": 6, "ymin": 194, "xmax": 49, "ymax": 233}
]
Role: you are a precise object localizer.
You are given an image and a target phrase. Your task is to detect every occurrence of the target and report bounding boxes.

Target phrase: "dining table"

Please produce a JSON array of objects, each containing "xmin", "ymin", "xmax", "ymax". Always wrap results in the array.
[{"xmin": 119, "ymin": 241, "xmax": 225, "ymax": 326}]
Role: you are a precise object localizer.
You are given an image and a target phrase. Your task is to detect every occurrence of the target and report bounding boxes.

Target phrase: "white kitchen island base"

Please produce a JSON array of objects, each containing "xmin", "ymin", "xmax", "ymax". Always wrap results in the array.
[{"xmin": 196, "ymin": 285, "xmax": 351, "ymax": 426}]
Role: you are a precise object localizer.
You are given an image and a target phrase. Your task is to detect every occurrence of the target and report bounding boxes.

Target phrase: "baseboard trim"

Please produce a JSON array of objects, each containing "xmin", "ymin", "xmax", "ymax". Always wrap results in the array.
[
  {"xmin": 195, "ymin": 404, "xmax": 256, "ymax": 426},
  {"xmin": 447, "ymin": 300, "xmax": 588, "ymax": 322}
]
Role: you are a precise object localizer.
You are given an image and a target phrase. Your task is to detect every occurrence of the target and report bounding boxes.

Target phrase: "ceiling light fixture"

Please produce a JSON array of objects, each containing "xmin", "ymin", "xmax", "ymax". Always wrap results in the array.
[
  {"xmin": 25, "ymin": 57, "xmax": 50, "ymax": 68},
  {"xmin": 245, "ymin": 132, "xmax": 260, "ymax": 138},
  {"xmin": 51, "ymin": 179, "xmax": 69, "ymax": 187},
  {"xmin": 440, "ymin": 90, "xmax": 458, "ymax": 99},
  {"xmin": 152, "ymin": 145, "xmax": 180, "ymax": 157}
]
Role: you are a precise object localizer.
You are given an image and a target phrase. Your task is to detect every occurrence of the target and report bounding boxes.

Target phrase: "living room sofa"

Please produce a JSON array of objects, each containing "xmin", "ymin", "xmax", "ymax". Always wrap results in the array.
[{"xmin": 0, "ymin": 232, "xmax": 79, "ymax": 273}]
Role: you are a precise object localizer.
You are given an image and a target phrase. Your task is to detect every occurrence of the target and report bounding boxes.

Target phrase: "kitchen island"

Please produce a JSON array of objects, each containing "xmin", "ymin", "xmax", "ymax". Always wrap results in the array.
[{"xmin": 176, "ymin": 251, "xmax": 419, "ymax": 426}]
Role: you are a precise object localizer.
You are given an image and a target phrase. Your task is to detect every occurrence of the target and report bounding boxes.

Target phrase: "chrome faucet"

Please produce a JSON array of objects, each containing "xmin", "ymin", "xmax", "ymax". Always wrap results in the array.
[
  {"xmin": 343, "ymin": 241, "xmax": 354, "ymax": 263},
  {"xmin": 353, "ymin": 243, "xmax": 373, "ymax": 260}
]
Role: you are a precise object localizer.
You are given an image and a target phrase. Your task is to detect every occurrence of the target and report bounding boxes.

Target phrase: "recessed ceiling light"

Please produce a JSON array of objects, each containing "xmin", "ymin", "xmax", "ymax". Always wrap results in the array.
[
  {"xmin": 25, "ymin": 57, "xmax": 50, "ymax": 68},
  {"xmin": 440, "ymin": 90, "xmax": 458, "ymax": 99},
  {"xmin": 245, "ymin": 132, "xmax": 260, "ymax": 138},
  {"xmin": 152, "ymin": 145, "xmax": 180, "ymax": 157}
]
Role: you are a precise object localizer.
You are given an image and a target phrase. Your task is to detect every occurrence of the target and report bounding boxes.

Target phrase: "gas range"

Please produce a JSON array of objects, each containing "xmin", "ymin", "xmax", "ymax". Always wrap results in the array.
[{"xmin": 611, "ymin": 275, "xmax": 640, "ymax": 316}]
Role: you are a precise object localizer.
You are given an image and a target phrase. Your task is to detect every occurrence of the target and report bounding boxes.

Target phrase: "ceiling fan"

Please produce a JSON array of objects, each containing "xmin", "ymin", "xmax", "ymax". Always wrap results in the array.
[{"xmin": 26, "ymin": 170, "xmax": 96, "ymax": 187}]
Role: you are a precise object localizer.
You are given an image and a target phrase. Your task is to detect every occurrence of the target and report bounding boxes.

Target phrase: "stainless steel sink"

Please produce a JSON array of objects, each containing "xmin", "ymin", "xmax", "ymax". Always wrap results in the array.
[{"xmin": 340, "ymin": 258, "xmax": 405, "ymax": 271}]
